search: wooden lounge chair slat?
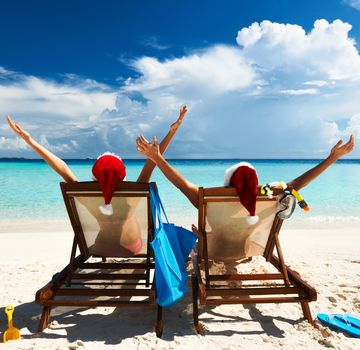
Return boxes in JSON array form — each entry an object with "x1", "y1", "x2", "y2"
[
  {"x1": 204, "y1": 296, "x2": 310, "y2": 305},
  {"x1": 71, "y1": 273, "x2": 147, "y2": 280},
  {"x1": 42, "y1": 300, "x2": 152, "y2": 307},
  {"x1": 70, "y1": 282, "x2": 151, "y2": 286},
  {"x1": 205, "y1": 286, "x2": 300, "y2": 296},
  {"x1": 208, "y1": 273, "x2": 284, "y2": 281},
  {"x1": 204, "y1": 197, "x2": 277, "y2": 203},
  {"x1": 57, "y1": 288, "x2": 152, "y2": 297},
  {"x1": 78, "y1": 262, "x2": 154, "y2": 269},
  {"x1": 67, "y1": 193, "x2": 149, "y2": 198}
]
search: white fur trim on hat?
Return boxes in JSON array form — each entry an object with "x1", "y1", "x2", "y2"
[
  {"x1": 99, "y1": 204, "x2": 113, "y2": 216},
  {"x1": 97, "y1": 152, "x2": 122, "y2": 161},
  {"x1": 224, "y1": 162, "x2": 256, "y2": 186},
  {"x1": 246, "y1": 215, "x2": 259, "y2": 225}
]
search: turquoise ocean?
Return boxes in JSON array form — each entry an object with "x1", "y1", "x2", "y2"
[{"x1": 0, "y1": 159, "x2": 359, "y2": 231}]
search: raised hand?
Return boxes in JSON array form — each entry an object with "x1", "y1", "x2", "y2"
[
  {"x1": 170, "y1": 105, "x2": 188, "y2": 132},
  {"x1": 136, "y1": 135, "x2": 161, "y2": 162},
  {"x1": 329, "y1": 135, "x2": 355, "y2": 160},
  {"x1": 6, "y1": 115, "x2": 31, "y2": 144}
]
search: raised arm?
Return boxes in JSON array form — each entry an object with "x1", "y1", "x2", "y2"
[
  {"x1": 287, "y1": 135, "x2": 355, "y2": 191},
  {"x1": 137, "y1": 106, "x2": 188, "y2": 182},
  {"x1": 6, "y1": 116, "x2": 78, "y2": 183},
  {"x1": 136, "y1": 135, "x2": 200, "y2": 208}
]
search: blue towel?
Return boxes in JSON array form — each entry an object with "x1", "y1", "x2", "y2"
[{"x1": 149, "y1": 186, "x2": 197, "y2": 307}]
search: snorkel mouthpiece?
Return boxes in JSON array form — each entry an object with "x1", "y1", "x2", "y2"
[
  {"x1": 298, "y1": 199, "x2": 310, "y2": 211},
  {"x1": 291, "y1": 189, "x2": 310, "y2": 212}
]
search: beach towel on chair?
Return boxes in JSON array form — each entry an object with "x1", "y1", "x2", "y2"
[{"x1": 149, "y1": 187, "x2": 197, "y2": 307}]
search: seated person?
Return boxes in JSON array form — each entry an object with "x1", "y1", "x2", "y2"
[{"x1": 6, "y1": 106, "x2": 188, "y2": 255}]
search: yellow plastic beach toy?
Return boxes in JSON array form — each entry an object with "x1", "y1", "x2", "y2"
[{"x1": 3, "y1": 305, "x2": 21, "y2": 342}]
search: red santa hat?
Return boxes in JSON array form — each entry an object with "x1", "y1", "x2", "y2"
[
  {"x1": 224, "y1": 162, "x2": 259, "y2": 225},
  {"x1": 92, "y1": 152, "x2": 126, "y2": 215}
]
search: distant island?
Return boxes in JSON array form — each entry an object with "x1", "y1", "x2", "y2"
[{"x1": 0, "y1": 157, "x2": 27, "y2": 160}]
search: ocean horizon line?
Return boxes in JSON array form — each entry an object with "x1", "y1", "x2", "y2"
[{"x1": 1, "y1": 157, "x2": 359, "y2": 162}]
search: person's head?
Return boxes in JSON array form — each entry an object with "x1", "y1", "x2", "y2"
[
  {"x1": 92, "y1": 152, "x2": 126, "y2": 215},
  {"x1": 224, "y1": 162, "x2": 259, "y2": 225}
]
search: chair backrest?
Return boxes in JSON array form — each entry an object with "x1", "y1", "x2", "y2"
[
  {"x1": 198, "y1": 187, "x2": 283, "y2": 262},
  {"x1": 61, "y1": 181, "x2": 155, "y2": 258}
]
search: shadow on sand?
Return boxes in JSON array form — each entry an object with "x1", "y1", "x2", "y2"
[{"x1": 2, "y1": 293, "x2": 305, "y2": 344}]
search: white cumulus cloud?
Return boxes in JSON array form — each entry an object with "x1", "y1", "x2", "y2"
[
  {"x1": 345, "y1": 114, "x2": 360, "y2": 138},
  {"x1": 236, "y1": 19, "x2": 360, "y2": 81},
  {"x1": 125, "y1": 45, "x2": 255, "y2": 98},
  {"x1": 0, "y1": 136, "x2": 27, "y2": 151},
  {"x1": 0, "y1": 70, "x2": 116, "y2": 118}
]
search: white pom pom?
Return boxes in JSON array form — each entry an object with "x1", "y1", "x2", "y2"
[
  {"x1": 246, "y1": 215, "x2": 259, "y2": 225},
  {"x1": 99, "y1": 204, "x2": 113, "y2": 216}
]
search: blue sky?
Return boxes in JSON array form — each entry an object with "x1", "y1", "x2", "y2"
[{"x1": 1, "y1": 0, "x2": 360, "y2": 158}]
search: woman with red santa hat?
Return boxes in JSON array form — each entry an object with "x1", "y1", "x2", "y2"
[{"x1": 6, "y1": 106, "x2": 188, "y2": 255}]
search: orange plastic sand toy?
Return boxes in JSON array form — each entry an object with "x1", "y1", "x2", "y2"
[{"x1": 3, "y1": 305, "x2": 21, "y2": 342}]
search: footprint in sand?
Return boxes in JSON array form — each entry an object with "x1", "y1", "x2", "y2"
[
  {"x1": 336, "y1": 293, "x2": 347, "y2": 300},
  {"x1": 328, "y1": 296, "x2": 337, "y2": 303},
  {"x1": 349, "y1": 260, "x2": 360, "y2": 264}
]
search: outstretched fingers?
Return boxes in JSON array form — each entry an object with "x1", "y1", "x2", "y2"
[
  {"x1": 340, "y1": 134, "x2": 355, "y2": 152},
  {"x1": 6, "y1": 115, "x2": 22, "y2": 135},
  {"x1": 345, "y1": 134, "x2": 355, "y2": 150},
  {"x1": 331, "y1": 134, "x2": 355, "y2": 159},
  {"x1": 136, "y1": 137, "x2": 146, "y2": 153},
  {"x1": 136, "y1": 134, "x2": 160, "y2": 162},
  {"x1": 138, "y1": 135, "x2": 150, "y2": 144},
  {"x1": 333, "y1": 139, "x2": 343, "y2": 148},
  {"x1": 179, "y1": 105, "x2": 188, "y2": 119},
  {"x1": 170, "y1": 105, "x2": 188, "y2": 132}
]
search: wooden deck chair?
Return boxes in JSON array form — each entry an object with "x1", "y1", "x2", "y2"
[
  {"x1": 35, "y1": 181, "x2": 164, "y2": 337},
  {"x1": 191, "y1": 187, "x2": 317, "y2": 334}
]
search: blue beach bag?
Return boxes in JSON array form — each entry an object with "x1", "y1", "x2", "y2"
[{"x1": 149, "y1": 187, "x2": 197, "y2": 307}]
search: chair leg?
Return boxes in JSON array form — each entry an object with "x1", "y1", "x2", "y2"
[
  {"x1": 155, "y1": 305, "x2": 163, "y2": 338},
  {"x1": 301, "y1": 302, "x2": 313, "y2": 325},
  {"x1": 192, "y1": 274, "x2": 199, "y2": 327},
  {"x1": 38, "y1": 306, "x2": 51, "y2": 332},
  {"x1": 192, "y1": 274, "x2": 205, "y2": 335}
]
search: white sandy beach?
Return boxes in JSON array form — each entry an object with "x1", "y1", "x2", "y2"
[{"x1": 0, "y1": 224, "x2": 359, "y2": 350}]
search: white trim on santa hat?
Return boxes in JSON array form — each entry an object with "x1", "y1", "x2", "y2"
[
  {"x1": 99, "y1": 204, "x2": 114, "y2": 216},
  {"x1": 246, "y1": 215, "x2": 259, "y2": 225},
  {"x1": 224, "y1": 162, "x2": 256, "y2": 186},
  {"x1": 97, "y1": 151, "x2": 123, "y2": 161}
]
